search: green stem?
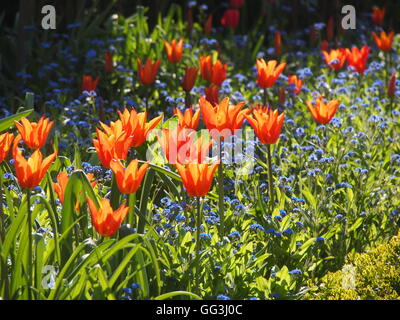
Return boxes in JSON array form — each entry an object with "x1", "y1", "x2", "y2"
[
  {"x1": 266, "y1": 144, "x2": 274, "y2": 207},
  {"x1": 128, "y1": 192, "x2": 136, "y2": 228},
  {"x1": 264, "y1": 88, "x2": 269, "y2": 106},
  {"x1": 195, "y1": 196, "x2": 202, "y2": 294},
  {"x1": 217, "y1": 139, "x2": 225, "y2": 237},
  {"x1": 27, "y1": 188, "x2": 33, "y2": 299}
]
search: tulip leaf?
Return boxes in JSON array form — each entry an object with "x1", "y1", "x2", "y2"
[{"x1": 0, "y1": 108, "x2": 33, "y2": 132}]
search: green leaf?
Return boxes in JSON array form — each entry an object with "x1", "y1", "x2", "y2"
[{"x1": 0, "y1": 109, "x2": 33, "y2": 132}]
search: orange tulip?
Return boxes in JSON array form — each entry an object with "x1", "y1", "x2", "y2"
[
  {"x1": 306, "y1": 97, "x2": 339, "y2": 124},
  {"x1": 93, "y1": 127, "x2": 133, "y2": 169},
  {"x1": 372, "y1": 7, "x2": 385, "y2": 27},
  {"x1": 137, "y1": 58, "x2": 160, "y2": 85},
  {"x1": 54, "y1": 171, "x2": 97, "y2": 204},
  {"x1": 345, "y1": 46, "x2": 370, "y2": 74},
  {"x1": 81, "y1": 75, "x2": 100, "y2": 92},
  {"x1": 158, "y1": 126, "x2": 212, "y2": 164},
  {"x1": 322, "y1": 49, "x2": 347, "y2": 71},
  {"x1": 14, "y1": 116, "x2": 54, "y2": 149},
  {"x1": 274, "y1": 31, "x2": 282, "y2": 56},
  {"x1": 117, "y1": 108, "x2": 163, "y2": 148},
  {"x1": 244, "y1": 106, "x2": 284, "y2": 145},
  {"x1": 0, "y1": 132, "x2": 14, "y2": 163},
  {"x1": 256, "y1": 59, "x2": 286, "y2": 88},
  {"x1": 372, "y1": 31, "x2": 395, "y2": 52},
  {"x1": 199, "y1": 96, "x2": 248, "y2": 134},
  {"x1": 174, "y1": 107, "x2": 200, "y2": 130},
  {"x1": 87, "y1": 198, "x2": 129, "y2": 237},
  {"x1": 204, "y1": 14, "x2": 212, "y2": 35},
  {"x1": 182, "y1": 67, "x2": 198, "y2": 92},
  {"x1": 164, "y1": 39, "x2": 184, "y2": 64},
  {"x1": 199, "y1": 56, "x2": 227, "y2": 86},
  {"x1": 13, "y1": 146, "x2": 57, "y2": 190},
  {"x1": 388, "y1": 72, "x2": 396, "y2": 98},
  {"x1": 110, "y1": 159, "x2": 149, "y2": 194},
  {"x1": 175, "y1": 163, "x2": 219, "y2": 197},
  {"x1": 287, "y1": 75, "x2": 302, "y2": 95},
  {"x1": 205, "y1": 85, "x2": 219, "y2": 105},
  {"x1": 104, "y1": 52, "x2": 113, "y2": 74}
]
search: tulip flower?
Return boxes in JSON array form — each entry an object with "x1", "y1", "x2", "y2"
[
  {"x1": 137, "y1": 58, "x2": 160, "y2": 85},
  {"x1": 306, "y1": 97, "x2": 339, "y2": 124},
  {"x1": 199, "y1": 56, "x2": 227, "y2": 86},
  {"x1": 13, "y1": 146, "x2": 57, "y2": 190},
  {"x1": 288, "y1": 75, "x2": 302, "y2": 96},
  {"x1": 182, "y1": 67, "x2": 198, "y2": 92},
  {"x1": 174, "y1": 107, "x2": 200, "y2": 130},
  {"x1": 221, "y1": 9, "x2": 240, "y2": 29},
  {"x1": 372, "y1": 7, "x2": 385, "y2": 27},
  {"x1": 205, "y1": 85, "x2": 219, "y2": 105},
  {"x1": 388, "y1": 72, "x2": 396, "y2": 98},
  {"x1": 104, "y1": 52, "x2": 113, "y2": 74},
  {"x1": 164, "y1": 39, "x2": 184, "y2": 64},
  {"x1": 274, "y1": 31, "x2": 282, "y2": 56},
  {"x1": 54, "y1": 171, "x2": 97, "y2": 204},
  {"x1": 256, "y1": 59, "x2": 286, "y2": 89},
  {"x1": 14, "y1": 116, "x2": 54, "y2": 149},
  {"x1": 345, "y1": 46, "x2": 370, "y2": 74},
  {"x1": 87, "y1": 198, "x2": 129, "y2": 237},
  {"x1": 110, "y1": 159, "x2": 149, "y2": 195},
  {"x1": 81, "y1": 75, "x2": 100, "y2": 92},
  {"x1": 199, "y1": 96, "x2": 248, "y2": 134},
  {"x1": 204, "y1": 14, "x2": 212, "y2": 35},
  {"x1": 322, "y1": 49, "x2": 347, "y2": 71},
  {"x1": 372, "y1": 31, "x2": 395, "y2": 52},
  {"x1": 245, "y1": 106, "x2": 284, "y2": 145},
  {"x1": 0, "y1": 132, "x2": 14, "y2": 163},
  {"x1": 158, "y1": 126, "x2": 212, "y2": 164},
  {"x1": 117, "y1": 108, "x2": 163, "y2": 148},
  {"x1": 176, "y1": 163, "x2": 219, "y2": 197},
  {"x1": 230, "y1": 0, "x2": 245, "y2": 8},
  {"x1": 93, "y1": 128, "x2": 133, "y2": 169}
]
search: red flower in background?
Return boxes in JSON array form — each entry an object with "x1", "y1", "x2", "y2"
[
  {"x1": 230, "y1": 0, "x2": 245, "y2": 9},
  {"x1": 320, "y1": 40, "x2": 329, "y2": 52},
  {"x1": 204, "y1": 14, "x2": 212, "y2": 35},
  {"x1": 164, "y1": 39, "x2": 184, "y2": 64},
  {"x1": 345, "y1": 45, "x2": 370, "y2": 74},
  {"x1": 388, "y1": 72, "x2": 396, "y2": 98},
  {"x1": 104, "y1": 52, "x2": 113, "y2": 74},
  {"x1": 275, "y1": 31, "x2": 282, "y2": 56},
  {"x1": 221, "y1": 9, "x2": 240, "y2": 29},
  {"x1": 205, "y1": 85, "x2": 219, "y2": 105},
  {"x1": 326, "y1": 16, "x2": 334, "y2": 41},
  {"x1": 372, "y1": 7, "x2": 385, "y2": 27},
  {"x1": 81, "y1": 75, "x2": 99, "y2": 92}
]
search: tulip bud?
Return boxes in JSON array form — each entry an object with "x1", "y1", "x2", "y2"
[{"x1": 388, "y1": 72, "x2": 396, "y2": 98}]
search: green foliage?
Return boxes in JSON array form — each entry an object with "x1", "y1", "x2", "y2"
[{"x1": 306, "y1": 231, "x2": 400, "y2": 300}]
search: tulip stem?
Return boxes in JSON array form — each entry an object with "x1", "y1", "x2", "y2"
[
  {"x1": 217, "y1": 139, "x2": 225, "y2": 237},
  {"x1": 185, "y1": 91, "x2": 192, "y2": 109},
  {"x1": 266, "y1": 144, "x2": 274, "y2": 207},
  {"x1": 128, "y1": 192, "x2": 136, "y2": 228},
  {"x1": 264, "y1": 88, "x2": 269, "y2": 106},
  {"x1": 27, "y1": 188, "x2": 33, "y2": 299},
  {"x1": 0, "y1": 165, "x2": 4, "y2": 243},
  {"x1": 195, "y1": 196, "x2": 202, "y2": 294}
]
